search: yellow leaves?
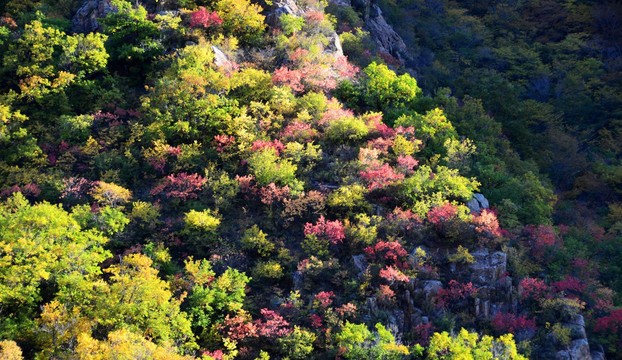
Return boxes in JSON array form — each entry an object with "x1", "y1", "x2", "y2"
[
  {"x1": 90, "y1": 181, "x2": 132, "y2": 207},
  {"x1": 0, "y1": 340, "x2": 23, "y2": 360},
  {"x1": 448, "y1": 245, "x2": 476, "y2": 264},
  {"x1": 185, "y1": 257, "x2": 215, "y2": 286},
  {"x1": 76, "y1": 329, "x2": 194, "y2": 360},
  {"x1": 184, "y1": 209, "x2": 221, "y2": 231}
]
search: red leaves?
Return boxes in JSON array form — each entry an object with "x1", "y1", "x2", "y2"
[
  {"x1": 280, "y1": 121, "x2": 317, "y2": 142},
  {"x1": 309, "y1": 313, "x2": 323, "y2": 328},
  {"x1": 595, "y1": 309, "x2": 622, "y2": 334},
  {"x1": 255, "y1": 309, "x2": 291, "y2": 337},
  {"x1": 304, "y1": 215, "x2": 345, "y2": 244},
  {"x1": 491, "y1": 312, "x2": 536, "y2": 334},
  {"x1": 251, "y1": 139, "x2": 285, "y2": 156},
  {"x1": 427, "y1": 203, "x2": 458, "y2": 226},
  {"x1": 365, "y1": 241, "x2": 409, "y2": 269},
  {"x1": 273, "y1": 67, "x2": 304, "y2": 92},
  {"x1": 550, "y1": 275, "x2": 586, "y2": 295},
  {"x1": 213, "y1": 134, "x2": 235, "y2": 152},
  {"x1": 314, "y1": 291, "x2": 335, "y2": 308},
  {"x1": 472, "y1": 209, "x2": 502, "y2": 237},
  {"x1": 379, "y1": 266, "x2": 409, "y2": 283},
  {"x1": 360, "y1": 163, "x2": 404, "y2": 191},
  {"x1": 190, "y1": 7, "x2": 223, "y2": 28},
  {"x1": 272, "y1": 56, "x2": 357, "y2": 93},
  {"x1": 258, "y1": 183, "x2": 290, "y2": 205},
  {"x1": 522, "y1": 224, "x2": 560, "y2": 260},
  {"x1": 396, "y1": 155, "x2": 419, "y2": 174},
  {"x1": 518, "y1": 277, "x2": 548, "y2": 303},
  {"x1": 150, "y1": 173, "x2": 206, "y2": 200},
  {"x1": 435, "y1": 280, "x2": 477, "y2": 309}
]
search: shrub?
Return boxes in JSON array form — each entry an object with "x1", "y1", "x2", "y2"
[
  {"x1": 247, "y1": 148, "x2": 303, "y2": 194},
  {"x1": 304, "y1": 215, "x2": 346, "y2": 244},
  {"x1": 491, "y1": 312, "x2": 536, "y2": 335},
  {"x1": 326, "y1": 116, "x2": 369, "y2": 144},
  {"x1": 241, "y1": 225, "x2": 274, "y2": 257},
  {"x1": 150, "y1": 173, "x2": 206, "y2": 200}
]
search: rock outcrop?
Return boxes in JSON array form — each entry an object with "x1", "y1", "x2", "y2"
[
  {"x1": 72, "y1": 0, "x2": 114, "y2": 33},
  {"x1": 265, "y1": 0, "x2": 301, "y2": 27},
  {"x1": 555, "y1": 339, "x2": 592, "y2": 360},
  {"x1": 364, "y1": 4, "x2": 411, "y2": 64},
  {"x1": 467, "y1": 193, "x2": 490, "y2": 213},
  {"x1": 555, "y1": 315, "x2": 594, "y2": 360},
  {"x1": 468, "y1": 249, "x2": 507, "y2": 286}
]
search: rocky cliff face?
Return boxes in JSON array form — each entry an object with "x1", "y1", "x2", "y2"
[
  {"x1": 330, "y1": 0, "x2": 412, "y2": 65},
  {"x1": 71, "y1": 0, "x2": 114, "y2": 33}
]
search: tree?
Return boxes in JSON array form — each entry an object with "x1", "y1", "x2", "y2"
[
  {"x1": 95, "y1": 254, "x2": 196, "y2": 351},
  {"x1": 101, "y1": 0, "x2": 163, "y2": 71},
  {"x1": 3, "y1": 21, "x2": 107, "y2": 101},
  {"x1": 214, "y1": 0, "x2": 266, "y2": 43},
  {"x1": 427, "y1": 328, "x2": 526, "y2": 360},
  {"x1": 76, "y1": 329, "x2": 194, "y2": 360},
  {"x1": 0, "y1": 193, "x2": 110, "y2": 339},
  {"x1": 185, "y1": 258, "x2": 250, "y2": 337},
  {"x1": 90, "y1": 181, "x2": 132, "y2": 207},
  {"x1": 247, "y1": 148, "x2": 303, "y2": 195},
  {"x1": 335, "y1": 322, "x2": 414, "y2": 359}
]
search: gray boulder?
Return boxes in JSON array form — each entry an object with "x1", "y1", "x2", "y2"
[
  {"x1": 467, "y1": 193, "x2": 490, "y2": 213},
  {"x1": 555, "y1": 339, "x2": 592, "y2": 360},
  {"x1": 468, "y1": 249, "x2": 507, "y2": 286},
  {"x1": 72, "y1": 0, "x2": 115, "y2": 33}
]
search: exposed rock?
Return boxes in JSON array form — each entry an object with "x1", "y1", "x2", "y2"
[
  {"x1": 565, "y1": 315, "x2": 587, "y2": 339},
  {"x1": 555, "y1": 339, "x2": 592, "y2": 360},
  {"x1": 292, "y1": 271, "x2": 303, "y2": 290},
  {"x1": 474, "y1": 193, "x2": 489, "y2": 209},
  {"x1": 352, "y1": 254, "x2": 367, "y2": 275},
  {"x1": 364, "y1": 5, "x2": 411, "y2": 64},
  {"x1": 72, "y1": 0, "x2": 115, "y2": 33},
  {"x1": 211, "y1": 46, "x2": 230, "y2": 68},
  {"x1": 467, "y1": 198, "x2": 481, "y2": 212},
  {"x1": 329, "y1": 0, "x2": 351, "y2": 6},
  {"x1": 468, "y1": 249, "x2": 507, "y2": 287},
  {"x1": 420, "y1": 280, "x2": 442, "y2": 302},
  {"x1": 265, "y1": 0, "x2": 301, "y2": 27},
  {"x1": 467, "y1": 193, "x2": 490, "y2": 213},
  {"x1": 366, "y1": 296, "x2": 378, "y2": 315},
  {"x1": 591, "y1": 351, "x2": 606, "y2": 360},
  {"x1": 388, "y1": 310, "x2": 405, "y2": 342},
  {"x1": 326, "y1": 33, "x2": 344, "y2": 58}
]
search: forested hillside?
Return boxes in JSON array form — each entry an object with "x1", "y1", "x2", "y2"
[{"x1": 0, "y1": 0, "x2": 620, "y2": 358}]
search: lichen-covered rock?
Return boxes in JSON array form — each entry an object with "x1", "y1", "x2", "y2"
[{"x1": 72, "y1": 0, "x2": 115, "y2": 33}]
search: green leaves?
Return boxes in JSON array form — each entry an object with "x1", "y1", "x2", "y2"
[{"x1": 0, "y1": 193, "x2": 110, "y2": 337}]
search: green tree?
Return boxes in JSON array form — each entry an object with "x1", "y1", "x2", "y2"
[
  {"x1": 427, "y1": 328, "x2": 526, "y2": 360},
  {"x1": 0, "y1": 193, "x2": 110, "y2": 339},
  {"x1": 95, "y1": 254, "x2": 196, "y2": 351}
]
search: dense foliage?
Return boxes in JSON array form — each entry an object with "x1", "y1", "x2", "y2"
[{"x1": 0, "y1": 0, "x2": 621, "y2": 358}]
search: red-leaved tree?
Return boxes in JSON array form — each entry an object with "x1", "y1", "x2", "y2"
[
  {"x1": 150, "y1": 173, "x2": 206, "y2": 200},
  {"x1": 304, "y1": 215, "x2": 345, "y2": 244},
  {"x1": 190, "y1": 7, "x2": 223, "y2": 28}
]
